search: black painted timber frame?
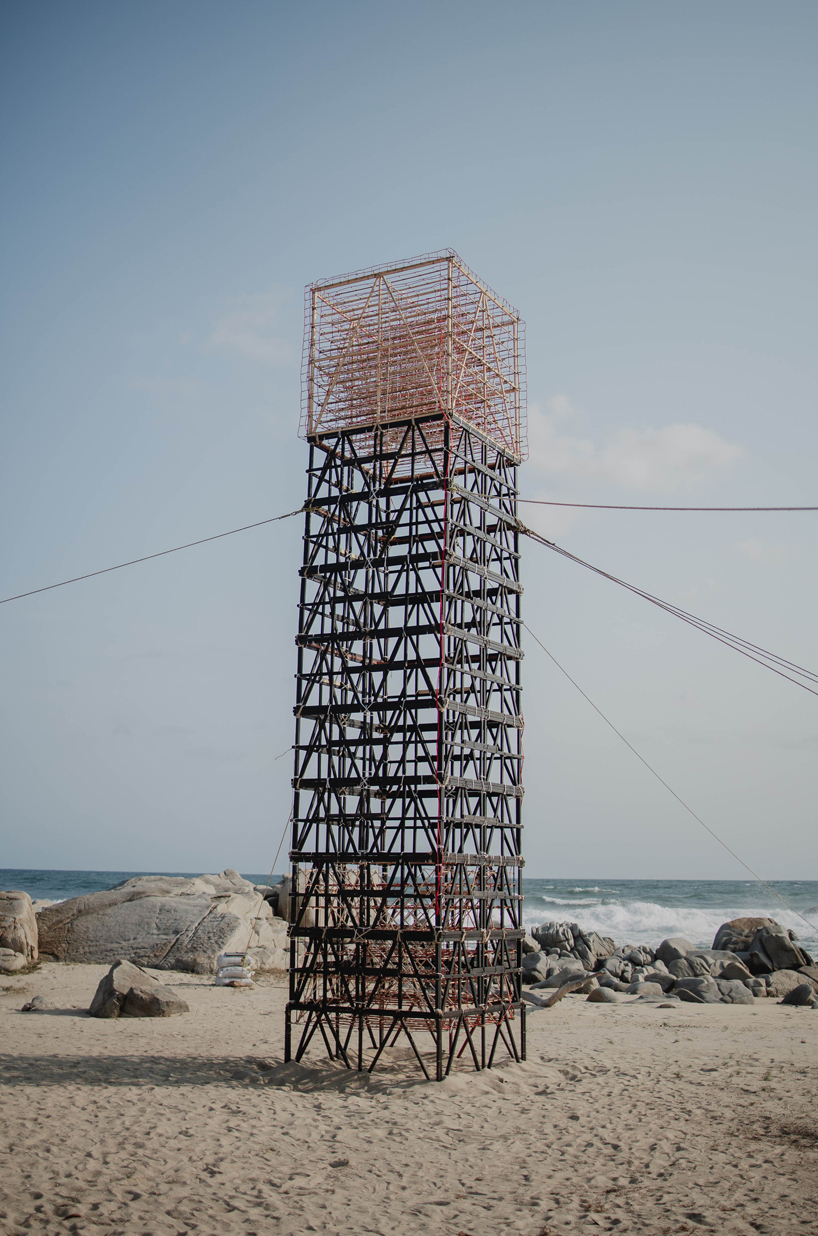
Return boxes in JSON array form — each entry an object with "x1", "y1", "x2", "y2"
[{"x1": 285, "y1": 410, "x2": 525, "y2": 1079}]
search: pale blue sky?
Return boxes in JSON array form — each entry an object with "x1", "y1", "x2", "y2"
[{"x1": 1, "y1": 1, "x2": 816, "y2": 877}]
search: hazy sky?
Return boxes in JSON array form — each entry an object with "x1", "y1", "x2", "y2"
[{"x1": 1, "y1": 1, "x2": 816, "y2": 878}]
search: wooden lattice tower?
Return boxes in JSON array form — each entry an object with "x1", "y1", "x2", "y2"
[{"x1": 285, "y1": 251, "x2": 527, "y2": 1079}]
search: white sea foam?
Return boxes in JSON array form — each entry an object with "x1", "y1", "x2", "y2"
[
  {"x1": 537, "y1": 896, "x2": 602, "y2": 908},
  {"x1": 523, "y1": 898, "x2": 818, "y2": 951}
]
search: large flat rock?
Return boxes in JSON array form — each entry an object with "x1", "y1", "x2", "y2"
[{"x1": 37, "y1": 869, "x2": 288, "y2": 973}]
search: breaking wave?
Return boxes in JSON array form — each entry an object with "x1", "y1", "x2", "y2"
[{"x1": 521, "y1": 880, "x2": 818, "y2": 951}]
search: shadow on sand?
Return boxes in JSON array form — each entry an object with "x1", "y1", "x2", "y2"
[
  {"x1": 0, "y1": 1046, "x2": 532, "y2": 1093},
  {"x1": 0, "y1": 1048, "x2": 456, "y2": 1092}
]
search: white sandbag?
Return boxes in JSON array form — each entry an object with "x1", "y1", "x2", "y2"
[
  {"x1": 217, "y1": 965, "x2": 255, "y2": 981},
  {"x1": 217, "y1": 952, "x2": 256, "y2": 970},
  {"x1": 214, "y1": 975, "x2": 255, "y2": 987}
]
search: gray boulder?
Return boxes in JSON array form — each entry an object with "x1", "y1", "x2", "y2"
[
  {"x1": 0, "y1": 891, "x2": 38, "y2": 963},
  {"x1": 521, "y1": 933, "x2": 541, "y2": 955},
  {"x1": 631, "y1": 964, "x2": 675, "y2": 990},
  {"x1": 766, "y1": 969, "x2": 807, "y2": 999},
  {"x1": 521, "y1": 951, "x2": 550, "y2": 984},
  {"x1": 122, "y1": 985, "x2": 189, "y2": 1017},
  {"x1": 780, "y1": 984, "x2": 816, "y2": 1007},
  {"x1": 641, "y1": 970, "x2": 677, "y2": 992},
  {"x1": 627, "y1": 981, "x2": 664, "y2": 998},
  {"x1": 745, "y1": 977, "x2": 767, "y2": 997},
  {"x1": 21, "y1": 995, "x2": 56, "y2": 1012},
  {"x1": 37, "y1": 870, "x2": 288, "y2": 974},
  {"x1": 552, "y1": 956, "x2": 585, "y2": 974},
  {"x1": 675, "y1": 976, "x2": 721, "y2": 1004},
  {"x1": 685, "y1": 949, "x2": 742, "y2": 977},
  {"x1": 669, "y1": 955, "x2": 712, "y2": 979},
  {"x1": 752, "y1": 926, "x2": 811, "y2": 972},
  {"x1": 676, "y1": 988, "x2": 706, "y2": 1003},
  {"x1": 90, "y1": 958, "x2": 156, "y2": 1016},
  {"x1": 716, "y1": 978, "x2": 755, "y2": 1005},
  {"x1": 799, "y1": 965, "x2": 818, "y2": 992},
  {"x1": 522, "y1": 949, "x2": 548, "y2": 971},
  {"x1": 532, "y1": 962, "x2": 588, "y2": 989},
  {"x1": 266, "y1": 875, "x2": 316, "y2": 926},
  {"x1": 587, "y1": 987, "x2": 626, "y2": 1003},
  {"x1": 713, "y1": 917, "x2": 776, "y2": 952},
  {"x1": 526, "y1": 959, "x2": 551, "y2": 988},
  {"x1": 89, "y1": 959, "x2": 189, "y2": 1018},
  {"x1": 257, "y1": 878, "x2": 283, "y2": 916},
  {"x1": 573, "y1": 931, "x2": 615, "y2": 965},
  {"x1": 522, "y1": 968, "x2": 550, "y2": 986},
  {"x1": 532, "y1": 921, "x2": 576, "y2": 951},
  {"x1": 747, "y1": 933, "x2": 775, "y2": 974},
  {"x1": 598, "y1": 974, "x2": 631, "y2": 992},
  {"x1": 655, "y1": 937, "x2": 695, "y2": 965},
  {"x1": 719, "y1": 958, "x2": 752, "y2": 981}
]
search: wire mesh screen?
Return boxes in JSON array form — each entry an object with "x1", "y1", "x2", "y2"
[{"x1": 301, "y1": 250, "x2": 527, "y2": 461}]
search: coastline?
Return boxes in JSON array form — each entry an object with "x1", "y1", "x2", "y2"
[{"x1": 5, "y1": 870, "x2": 817, "y2": 953}]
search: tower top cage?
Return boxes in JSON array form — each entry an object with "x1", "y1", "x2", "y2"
[{"x1": 300, "y1": 249, "x2": 527, "y2": 463}]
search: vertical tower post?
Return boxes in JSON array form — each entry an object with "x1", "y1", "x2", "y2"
[{"x1": 285, "y1": 251, "x2": 527, "y2": 1078}]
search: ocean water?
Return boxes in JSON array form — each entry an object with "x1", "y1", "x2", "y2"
[
  {"x1": 522, "y1": 878, "x2": 818, "y2": 953},
  {"x1": 2, "y1": 870, "x2": 817, "y2": 954}
]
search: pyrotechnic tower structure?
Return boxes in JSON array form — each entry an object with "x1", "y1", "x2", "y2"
[{"x1": 285, "y1": 250, "x2": 527, "y2": 1080}]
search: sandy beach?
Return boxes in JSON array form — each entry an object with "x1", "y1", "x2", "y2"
[{"x1": 2, "y1": 963, "x2": 816, "y2": 1236}]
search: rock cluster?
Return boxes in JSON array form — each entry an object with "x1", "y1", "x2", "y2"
[
  {"x1": 523, "y1": 918, "x2": 818, "y2": 1007},
  {"x1": 35, "y1": 870, "x2": 289, "y2": 974}
]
